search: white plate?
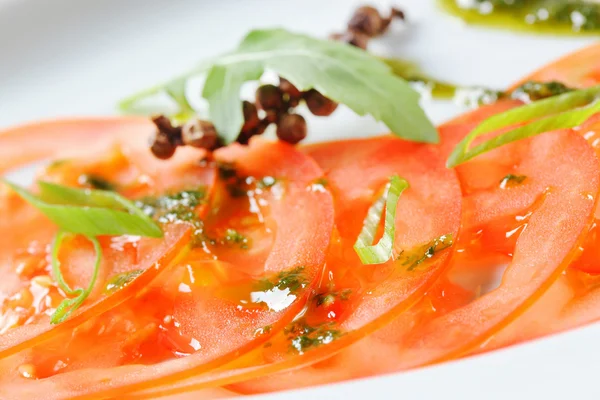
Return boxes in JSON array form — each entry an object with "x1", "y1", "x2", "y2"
[{"x1": 0, "y1": 0, "x2": 598, "y2": 399}]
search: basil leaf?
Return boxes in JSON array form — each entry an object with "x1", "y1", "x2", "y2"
[
  {"x1": 4, "y1": 180, "x2": 163, "y2": 238},
  {"x1": 354, "y1": 175, "x2": 409, "y2": 265},
  {"x1": 447, "y1": 86, "x2": 600, "y2": 168},
  {"x1": 120, "y1": 28, "x2": 438, "y2": 145}
]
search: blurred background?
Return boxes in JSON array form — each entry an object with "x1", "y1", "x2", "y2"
[{"x1": 0, "y1": 0, "x2": 595, "y2": 133}]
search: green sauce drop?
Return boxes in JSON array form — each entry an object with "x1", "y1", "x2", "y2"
[{"x1": 439, "y1": 0, "x2": 600, "y2": 35}]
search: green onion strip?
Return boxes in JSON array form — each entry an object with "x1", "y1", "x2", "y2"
[
  {"x1": 354, "y1": 175, "x2": 409, "y2": 265},
  {"x1": 50, "y1": 232, "x2": 103, "y2": 324},
  {"x1": 447, "y1": 85, "x2": 600, "y2": 168}
]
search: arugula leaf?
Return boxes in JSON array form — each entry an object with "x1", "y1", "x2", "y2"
[
  {"x1": 354, "y1": 175, "x2": 409, "y2": 264},
  {"x1": 120, "y1": 28, "x2": 438, "y2": 145},
  {"x1": 447, "y1": 85, "x2": 600, "y2": 168},
  {"x1": 119, "y1": 75, "x2": 196, "y2": 121},
  {"x1": 202, "y1": 64, "x2": 263, "y2": 143},
  {"x1": 4, "y1": 181, "x2": 163, "y2": 238}
]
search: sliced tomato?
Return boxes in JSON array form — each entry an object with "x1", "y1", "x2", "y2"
[
  {"x1": 1, "y1": 138, "x2": 334, "y2": 399},
  {"x1": 509, "y1": 43, "x2": 600, "y2": 90},
  {"x1": 0, "y1": 117, "x2": 219, "y2": 361},
  {"x1": 220, "y1": 111, "x2": 597, "y2": 393},
  {"x1": 475, "y1": 266, "x2": 600, "y2": 354},
  {"x1": 510, "y1": 44, "x2": 600, "y2": 273},
  {"x1": 331, "y1": 128, "x2": 599, "y2": 375},
  {"x1": 0, "y1": 223, "x2": 192, "y2": 359},
  {"x1": 223, "y1": 279, "x2": 474, "y2": 393},
  {"x1": 122, "y1": 136, "x2": 462, "y2": 397},
  {"x1": 0, "y1": 117, "x2": 152, "y2": 174}
]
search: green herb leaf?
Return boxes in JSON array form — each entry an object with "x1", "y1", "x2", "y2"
[
  {"x1": 4, "y1": 181, "x2": 163, "y2": 238},
  {"x1": 447, "y1": 86, "x2": 600, "y2": 168},
  {"x1": 354, "y1": 175, "x2": 409, "y2": 265},
  {"x1": 50, "y1": 232, "x2": 102, "y2": 324},
  {"x1": 202, "y1": 64, "x2": 263, "y2": 143},
  {"x1": 119, "y1": 75, "x2": 196, "y2": 121},
  {"x1": 121, "y1": 28, "x2": 438, "y2": 145},
  {"x1": 206, "y1": 29, "x2": 436, "y2": 143}
]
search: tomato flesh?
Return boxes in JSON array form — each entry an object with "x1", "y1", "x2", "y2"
[{"x1": 0, "y1": 138, "x2": 334, "y2": 399}]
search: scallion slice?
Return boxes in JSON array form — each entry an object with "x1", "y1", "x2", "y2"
[
  {"x1": 354, "y1": 175, "x2": 409, "y2": 265},
  {"x1": 4, "y1": 180, "x2": 163, "y2": 238},
  {"x1": 447, "y1": 85, "x2": 600, "y2": 168},
  {"x1": 50, "y1": 232, "x2": 102, "y2": 324}
]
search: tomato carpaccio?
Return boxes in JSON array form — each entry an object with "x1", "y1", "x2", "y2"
[{"x1": 2, "y1": 44, "x2": 600, "y2": 400}]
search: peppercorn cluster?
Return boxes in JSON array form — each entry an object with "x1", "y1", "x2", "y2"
[
  {"x1": 150, "y1": 78, "x2": 338, "y2": 159},
  {"x1": 149, "y1": 4, "x2": 406, "y2": 160}
]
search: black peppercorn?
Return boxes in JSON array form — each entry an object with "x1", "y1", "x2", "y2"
[
  {"x1": 181, "y1": 119, "x2": 218, "y2": 150},
  {"x1": 242, "y1": 101, "x2": 260, "y2": 133},
  {"x1": 264, "y1": 109, "x2": 280, "y2": 124},
  {"x1": 237, "y1": 118, "x2": 270, "y2": 145},
  {"x1": 347, "y1": 5, "x2": 405, "y2": 38},
  {"x1": 279, "y1": 78, "x2": 303, "y2": 101},
  {"x1": 348, "y1": 6, "x2": 385, "y2": 37},
  {"x1": 276, "y1": 113, "x2": 307, "y2": 144},
  {"x1": 150, "y1": 131, "x2": 177, "y2": 160},
  {"x1": 303, "y1": 89, "x2": 338, "y2": 117},
  {"x1": 256, "y1": 84, "x2": 285, "y2": 113},
  {"x1": 151, "y1": 115, "x2": 182, "y2": 145},
  {"x1": 391, "y1": 7, "x2": 405, "y2": 20}
]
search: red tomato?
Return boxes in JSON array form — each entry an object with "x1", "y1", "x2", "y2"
[
  {"x1": 0, "y1": 118, "x2": 215, "y2": 362},
  {"x1": 128, "y1": 136, "x2": 463, "y2": 397},
  {"x1": 513, "y1": 43, "x2": 600, "y2": 273},
  {"x1": 510, "y1": 43, "x2": 600, "y2": 90},
  {"x1": 0, "y1": 138, "x2": 335, "y2": 399}
]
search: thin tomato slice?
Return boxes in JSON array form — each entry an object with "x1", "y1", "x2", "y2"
[
  {"x1": 126, "y1": 136, "x2": 462, "y2": 398},
  {"x1": 221, "y1": 112, "x2": 597, "y2": 394},
  {"x1": 0, "y1": 118, "x2": 217, "y2": 360},
  {"x1": 1, "y1": 138, "x2": 334, "y2": 399},
  {"x1": 510, "y1": 44, "x2": 600, "y2": 273},
  {"x1": 0, "y1": 224, "x2": 192, "y2": 360},
  {"x1": 223, "y1": 279, "x2": 474, "y2": 393},
  {"x1": 476, "y1": 267, "x2": 600, "y2": 353},
  {"x1": 509, "y1": 43, "x2": 600, "y2": 90},
  {"x1": 0, "y1": 117, "x2": 182, "y2": 175},
  {"x1": 325, "y1": 125, "x2": 599, "y2": 378}
]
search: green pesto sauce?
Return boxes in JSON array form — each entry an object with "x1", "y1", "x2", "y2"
[
  {"x1": 439, "y1": 0, "x2": 600, "y2": 35},
  {"x1": 383, "y1": 57, "x2": 504, "y2": 107},
  {"x1": 314, "y1": 289, "x2": 352, "y2": 307},
  {"x1": 397, "y1": 234, "x2": 454, "y2": 271},
  {"x1": 256, "y1": 266, "x2": 308, "y2": 295},
  {"x1": 135, "y1": 189, "x2": 206, "y2": 243},
  {"x1": 78, "y1": 174, "x2": 117, "y2": 191},
  {"x1": 104, "y1": 269, "x2": 144, "y2": 293},
  {"x1": 510, "y1": 81, "x2": 573, "y2": 102},
  {"x1": 500, "y1": 174, "x2": 528, "y2": 188},
  {"x1": 217, "y1": 161, "x2": 279, "y2": 198},
  {"x1": 284, "y1": 319, "x2": 344, "y2": 354},
  {"x1": 385, "y1": 56, "x2": 576, "y2": 106}
]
